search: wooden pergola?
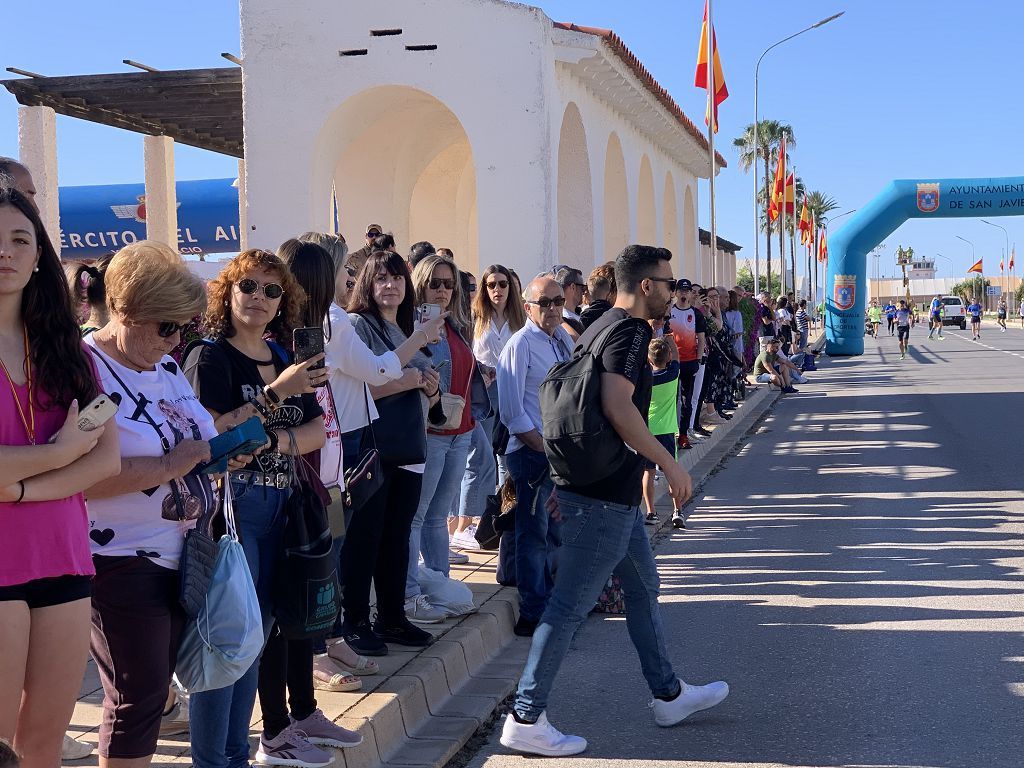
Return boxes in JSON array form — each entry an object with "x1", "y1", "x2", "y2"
[{"x1": 2, "y1": 66, "x2": 243, "y2": 158}]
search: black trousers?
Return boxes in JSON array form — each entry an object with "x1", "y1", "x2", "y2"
[
  {"x1": 340, "y1": 463, "x2": 422, "y2": 626},
  {"x1": 677, "y1": 359, "x2": 700, "y2": 434},
  {"x1": 258, "y1": 632, "x2": 316, "y2": 738}
]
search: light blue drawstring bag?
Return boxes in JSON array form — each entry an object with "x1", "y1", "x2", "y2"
[{"x1": 175, "y1": 477, "x2": 263, "y2": 693}]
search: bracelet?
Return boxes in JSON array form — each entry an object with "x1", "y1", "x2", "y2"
[
  {"x1": 15, "y1": 480, "x2": 25, "y2": 504},
  {"x1": 264, "y1": 385, "x2": 282, "y2": 407},
  {"x1": 266, "y1": 430, "x2": 280, "y2": 453},
  {"x1": 424, "y1": 387, "x2": 439, "y2": 398},
  {"x1": 416, "y1": 328, "x2": 429, "y2": 345}
]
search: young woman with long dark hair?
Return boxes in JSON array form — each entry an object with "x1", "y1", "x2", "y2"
[{"x1": 0, "y1": 188, "x2": 120, "y2": 768}]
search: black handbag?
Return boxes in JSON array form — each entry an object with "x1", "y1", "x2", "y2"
[
  {"x1": 273, "y1": 430, "x2": 341, "y2": 639},
  {"x1": 342, "y1": 388, "x2": 384, "y2": 509},
  {"x1": 474, "y1": 493, "x2": 502, "y2": 551},
  {"x1": 179, "y1": 516, "x2": 219, "y2": 618},
  {"x1": 357, "y1": 314, "x2": 428, "y2": 465}
]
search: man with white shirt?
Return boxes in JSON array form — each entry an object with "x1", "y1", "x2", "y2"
[{"x1": 498, "y1": 277, "x2": 574, "y2": 637}]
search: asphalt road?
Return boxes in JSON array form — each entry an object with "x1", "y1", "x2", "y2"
[{"x1": 464, "y1": 321, "x2": 1024, "y2": 768}]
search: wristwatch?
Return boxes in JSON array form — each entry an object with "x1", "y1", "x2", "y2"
[{"x1": 264, "y1": 385, "x2": 282, "y2": 408}]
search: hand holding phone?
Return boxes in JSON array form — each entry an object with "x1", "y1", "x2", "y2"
[
  {"x1": 78, "y1": 394, "x2": 118, "y2": 432},
  {"x1": 197, "y1": 417, "x2": 268, "y2": 474},
  {"x1": 418, "y1": 303, "x2": 442, "y2": 323}
]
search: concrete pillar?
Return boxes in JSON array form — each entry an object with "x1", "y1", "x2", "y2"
[
  {"x1": 17, "y1": 105, "x2": 60, "y2": 252},
  {"x1": 143, "y1": 135, "x2": 178, "y2": 251},
  {"x1": 237, "y1": 158, "x2": 248, "y2": 252}
]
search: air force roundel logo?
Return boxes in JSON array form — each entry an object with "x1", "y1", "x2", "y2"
[
  {"x1": 916, "y1": 183, "x2": 940, "y2": 213},
  {"x1": 833, "y1": 274, "x2": 856, "y2": 311}
]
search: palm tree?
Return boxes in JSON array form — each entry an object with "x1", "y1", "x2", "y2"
[{"x1": 734, "y1": 120, "x2": 796, "y2": 292}]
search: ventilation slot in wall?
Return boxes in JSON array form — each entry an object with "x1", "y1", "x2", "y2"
[
  {"x1": 339, "y1": 49, "x2": 368, "y2": 57},
  {"x1": 370, "y1": 28, "x2": 403, "y2": 37},
  {"x1": 406, "y1": 44, "x2": 438, "y2": 52}
]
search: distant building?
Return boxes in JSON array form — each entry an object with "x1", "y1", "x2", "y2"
[{"x1": 908, "y1": 257, "x2": 937, "y2": 279}]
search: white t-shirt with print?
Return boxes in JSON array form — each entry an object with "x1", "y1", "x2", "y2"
[{"x1": 85, "y1": 337, "x2": 218, "y2": 570}]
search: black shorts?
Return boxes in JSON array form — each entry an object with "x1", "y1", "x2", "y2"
[
  {"x1": 642, "y1": 433, "x2": 678, "y2": 471},
  {"x1": 930, "y1": 313, "x2": 941, "y2": 322},
  {"x1": 971, "y1": 316, "x2": 981, "y2": 324},
  {"x1": 897, "y1": 325, "x2": 910, "y2": 341},
  {"x1": 0, "y1": 574, "x2": 92, "y2": 608}
]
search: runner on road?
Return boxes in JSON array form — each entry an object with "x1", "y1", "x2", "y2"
[
  {"x1": 867, "y1": 300, "x2": 882, "y2": 339},
  {"x1": 884, "y1": 299, "x2": 897, "y2": 336},
  {"x1": 895, "y1": 300, "x2": 912, "y2": 359},
  {"x1": 966, "y1": 296, "x2": 983, "y2": 340},
  {"x1": 996, "y1": 299, "x2": 1007, "y2": 332},
  {"x1": 1019, "y1": 298, "x2": 1024, "y2": 328},
  {"x1": 928, "y1": 295, "x2": 944, "y2": 340}
]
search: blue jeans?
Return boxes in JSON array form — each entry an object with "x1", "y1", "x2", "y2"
[
  {"x1": 455, "y1": 420, "x2": 497, "y2": 520},
  {"x1": 506, "y1": 447, "x2": 560, "y2": 623},
  {"x1": 513, "y1": 489, "x2": 677, "y2": 721},
  {"x1": 406, "y1": 430, "x2": 472, "y2": 597},
  {"x1": 189, "y1": 481, "x2": 287, "y2": 768}
]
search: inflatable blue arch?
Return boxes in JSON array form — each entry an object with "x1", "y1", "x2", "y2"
[{"x1": 825, "y1": 176, "x2": 1024, "y2": 355}]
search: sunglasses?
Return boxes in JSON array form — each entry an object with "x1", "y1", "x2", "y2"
[
  {"x1": 428, "y1": 278, "x2": 456, "y2": 290},
  {"x1": 646, "y1": 277, "x2": 677, "y2": 288},
  {"x1": 366, "y1": 231, "x2": 381, "y2": 238},
  {"x1": 157, "y1": 321, "x2": 187, "y2": 338},
  {"x1": 237, "y1": 278, "x2": 284, "y2": 299},
  {"x1": 486, "y1": 279, "x2": 509, "y2": 290},
  {"x1": 527, "y1": 296, "x2": 567, "y2": 309}
]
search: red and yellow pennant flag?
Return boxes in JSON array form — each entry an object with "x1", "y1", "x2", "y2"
[
  {"x1": 818, "y1": 229, "x2": 828, "y2": 263},
  {"x1": 798, "y1": 200, "x2": 812, "y2": 245},
  {"x1": 1000, "y1": 255, "x2": 1005, "y2": 272},
  {"x1": 1010, "y1": 246, "x2": 1016, "y2": 270},
  {"x1": 967, "y1": 258, "x2": 983, "y2": 274},
  {"x1": 782, "y1": 174, "x2": 796, "y2": 215},
  {"x1": 694, "y1": 0, "x2": 728, "y2": 133},
  {"x1": 768, "y1": 138, "x2": 786, "y2": 222}
]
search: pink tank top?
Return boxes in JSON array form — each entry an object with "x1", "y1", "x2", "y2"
[{"x1": 0, "y1": 377, "x2": 95, "y2": 587}]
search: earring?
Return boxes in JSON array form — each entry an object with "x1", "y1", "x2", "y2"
[
  {"x1": 276, "y1": 310, "x2": 282, "y2": 318},
  {"x1": 33, "y1": 266, "x2": 39, "y2": 273}
]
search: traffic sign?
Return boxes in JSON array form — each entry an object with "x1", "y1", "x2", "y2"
[{"x1": 986, "y1": 286, "x2": 1001, "y2": 296}]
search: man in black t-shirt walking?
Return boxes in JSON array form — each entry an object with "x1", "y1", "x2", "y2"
[{"x1": 500, "y1": 246, "x2": 730, "y2": 757}]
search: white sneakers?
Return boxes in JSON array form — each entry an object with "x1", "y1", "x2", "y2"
[
  {"x1": 500, "y1": 712, "x2": 587, "y2": 756},
  {"x1": 650, "y1": 679, "x2": 730, "y2": 727},
  {"x1": 404, "y1": 594, "x2": 447, "y2": 624},
  {"x1": 451, "y1": 525, "x2": 479, "y2": 551}
]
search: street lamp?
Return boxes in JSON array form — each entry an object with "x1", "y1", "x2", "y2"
[
  {"x1": 981, "y1": 219, "x2": 1009, "y2": 306},
  {"x1": 935, "y1": 252, "x2": 952, "y2": 278},
  {"x1": 956, "y1": 234, "x2": 978, "y2": 303},
  {"x1": 752, "y1": 11, "x2": 845, "y2": 295}
]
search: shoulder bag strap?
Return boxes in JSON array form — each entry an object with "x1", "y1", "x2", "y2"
[{"x1": 90, "y1": 346, "x2": 171, "y2": 454}]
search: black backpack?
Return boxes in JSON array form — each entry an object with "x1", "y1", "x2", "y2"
[{"x1": 540, "y1": 318, "x2": 632, "y2": 486}]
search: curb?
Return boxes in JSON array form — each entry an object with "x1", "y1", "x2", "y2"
[{"x1": 327, "y1": 382, "x2": 783, "y2": 768}]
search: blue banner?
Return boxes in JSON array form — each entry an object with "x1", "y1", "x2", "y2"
[{"x1": 57, "y1": 178, "x2": 240, "y2": 259}]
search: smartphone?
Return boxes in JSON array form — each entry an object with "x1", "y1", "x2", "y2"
[
  {"x1": 293, "y1": 326, "x2": 326, "y2": 385},
  {"x1": 418, "y1": 303, "x2": 442, "y2": 323},
  {"x1": 197, "y1": 417, "x2": 269, "y2": 474},
  {"x1": 77, "y1": 394, "x2": 118, "y2": 432}
]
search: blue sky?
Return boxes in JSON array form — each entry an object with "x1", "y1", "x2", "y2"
[{"x1": 2, "y1": 0, "x2": 1021, "y2": 277}]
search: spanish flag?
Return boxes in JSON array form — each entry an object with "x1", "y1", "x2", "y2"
[
  {"x1": 798, "y1": 200, "x2": 812, "y2": 245},
  {"x1": 768, "y1": 139, "x2": 786, "y2": 222},
  {"x1": 1010, "y1": 246, "x2": 1016, "y2": 271},
  {"x1": 694, "y1": 0, "x2": 728, "y2": 133},
  {"x1": 819, "y1": 230, "x2": 828, "y2": 263},
  {"x1": 968, "y1": 259, "x2": 983, "y2": 274}
]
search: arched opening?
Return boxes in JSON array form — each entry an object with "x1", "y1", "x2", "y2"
[
  {"x1": 662, "y1": 172, "x2": 681, "y2": 278},
  {"x1": 682, "y1": 185, "x2": 697, "y2": 280},
  {"x1": 603, "y1": 132, "x2": 629, "y2": 261},
  {"x1": 636, "y1": 155, "x2": 656, "y2": 244},
  {"x1": 311, "y1": 85, "x2": 479, "y2": 274},
  {"x1": 556, "y1": 103, "x2": 595, "y2": 268}
]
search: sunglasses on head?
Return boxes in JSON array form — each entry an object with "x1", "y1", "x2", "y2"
[
  {"x1": 237, "y1": 278, "x2": 284, "y2": 299},
  {"x1": 157, "y1": 321, "x2": 187, "y2": 338},
  {"x1": 486, "y1": 278, "x2": 509, "y2": 290},
  {"x1": 428, "y1": 278, "x2": 456, "y2": 290},
  {"x1": 527, "y1": 296, "x2": 567, "y2": 309}
]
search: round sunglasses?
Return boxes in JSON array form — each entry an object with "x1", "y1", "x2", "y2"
[
  {"x1": 157, "y1": 321, "x2": 187, "y2": 338},
  {"x1": 428, "y1": 278, "x2": 456, "y2": 291},
  {"x1": 486, "y1": 279, "x2": 509, "y2": 290},
  {"x1": 237, "y1": 278, "x2": 284, "y2": 300}
]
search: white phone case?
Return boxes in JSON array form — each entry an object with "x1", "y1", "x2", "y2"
[{"x1": 77, "y1": 395, "x2": 118, "y2": 432}]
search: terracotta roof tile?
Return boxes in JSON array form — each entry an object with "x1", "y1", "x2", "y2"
[{"x1": 553, "y1": 22, "x2": 727, "y2": 168}]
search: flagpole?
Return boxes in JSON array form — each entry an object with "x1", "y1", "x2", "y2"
[{"x1": 706, "y1": 0, "x2": 718, "y2": 287}]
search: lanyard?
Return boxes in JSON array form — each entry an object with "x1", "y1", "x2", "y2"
[{"x1": 0, "y1": 327, "x2": 36, "y2": 445}]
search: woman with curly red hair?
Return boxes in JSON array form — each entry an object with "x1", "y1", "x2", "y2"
[{"x1": 183, "y1": 250, "x2": 340, "y2": 768}]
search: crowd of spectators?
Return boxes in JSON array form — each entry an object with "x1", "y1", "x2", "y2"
[{"x1": 0, "y1": 156, "x2": 815, "y2": 767}]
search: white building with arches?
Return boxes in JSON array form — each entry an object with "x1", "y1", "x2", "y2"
[{"x1": 241, "y1": 0, "x2": 731, "y2": 284}]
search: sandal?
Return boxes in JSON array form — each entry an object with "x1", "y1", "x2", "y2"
[
  {"x1": 327, "y1": 640, "x2": 380, "y2": 676},
  {"x1": 313, "y1": 656, "x2": 362, "y2": 692}
]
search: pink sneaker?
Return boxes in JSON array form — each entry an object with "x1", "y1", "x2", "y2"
[
  {"x1": 291, "y1": 709, "x2": 363, "y2": 748},
  {"x1": 255, "y1": 724, "x2": 333, "y2": 767}
]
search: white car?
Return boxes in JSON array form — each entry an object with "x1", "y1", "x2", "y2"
[{"x1": 940, "y1": 296, "x2": 967, "y2": 330}]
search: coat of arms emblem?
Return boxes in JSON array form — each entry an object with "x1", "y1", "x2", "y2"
[
  {"x1": 916, "y1": 183, "x2": 940, "y2": 213},
  {"x1": 833, "y1": 274, "x2": 856, "y2": 311}
]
